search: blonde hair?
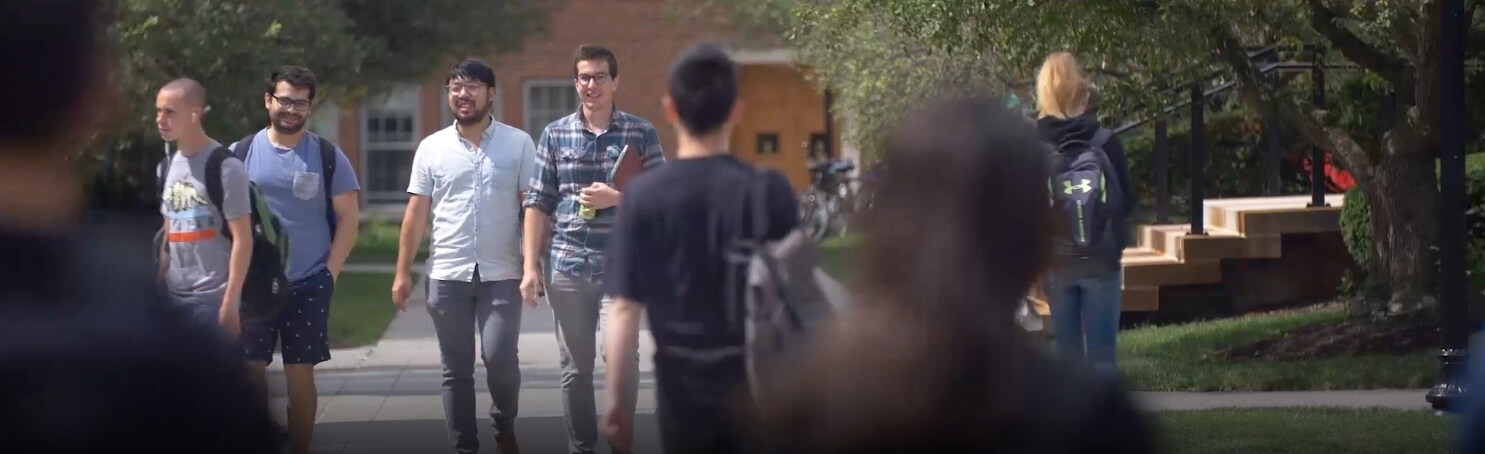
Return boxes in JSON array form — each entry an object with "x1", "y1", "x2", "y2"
[{"x1": 1035, "y1": 52, "x2": 1090, "y2": 120}]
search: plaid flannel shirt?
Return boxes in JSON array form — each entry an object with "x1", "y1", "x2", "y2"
[{"x1": 523, "y1": 108, "x2": 666, "y2": 282}]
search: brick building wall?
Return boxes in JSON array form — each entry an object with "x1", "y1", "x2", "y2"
[{"x1": 324, "y1": 0, "x2": 827, "y2": 211}]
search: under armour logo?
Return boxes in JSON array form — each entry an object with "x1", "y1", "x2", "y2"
[{"x1": 1064, "y1": 179, "x2": 1093, "y2": 194}]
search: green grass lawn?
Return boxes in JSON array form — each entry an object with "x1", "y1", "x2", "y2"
[
  {"x1": 328, "y1": 272, "x2": 398, "y2": 348},
  {"x1": 815, "y1": 234, "x2": 1433, "y2": 391},
  {"x1": 818, "y1": 234, "x2": 862, "y2": 283},
  {"x1": 1120, "y1": 305, "x2": 1436, "y2": 391},
  {"x1": 1156, "y1": 408, "x2": 1452, "y2": 454},
  {"x1": 348, "y1": 220, "x2": 427, "y2": 265}
]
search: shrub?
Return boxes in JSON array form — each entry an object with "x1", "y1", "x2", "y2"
[{"x1": 1340, "y1": 187, "x2": 1373, "y2": 272}]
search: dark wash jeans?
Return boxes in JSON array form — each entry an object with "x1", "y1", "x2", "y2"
[{"x1": 1044, "y1": 268, "x2": 1123, "y2": 373}]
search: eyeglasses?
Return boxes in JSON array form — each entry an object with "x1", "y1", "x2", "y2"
[
  {"x1": 446, "y1": 82, "x2": 487, "y2": 95},
  {"x1": 272, "y1": 95, "x2": 312, "y2": 111},
  {"x1": 576, "y1": 73, "x2": 611, "y2": 86}
]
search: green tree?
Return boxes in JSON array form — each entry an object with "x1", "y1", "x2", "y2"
[
  {"x1": 785, "y1": 0, "x2": 1483, "y2": 313},
  {"x1": 679, "y1": 0, "x2": 1020, "y2": 162},
  {"x1": 90, "y1": 0, "x2": 555, "y2": 208}
]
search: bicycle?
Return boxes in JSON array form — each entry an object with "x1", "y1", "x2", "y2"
[{"x1": 798, "y1": 158, "x2": 857, "y2": 241}]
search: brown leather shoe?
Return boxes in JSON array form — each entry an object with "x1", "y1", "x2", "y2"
[{"x1": 495, "y1": 432, "x2": 520, "y2": 454}]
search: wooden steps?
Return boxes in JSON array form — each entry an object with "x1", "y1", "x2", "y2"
[{"x1": 1030, "y1": 194, "x2": 1346, "y2": 317}]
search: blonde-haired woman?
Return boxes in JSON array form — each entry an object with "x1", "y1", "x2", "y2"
[{"x1": 1035, "y1": 51, "x2": 1134, "y2": 373}]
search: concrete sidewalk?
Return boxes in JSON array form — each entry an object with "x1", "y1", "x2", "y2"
[
  {"x1": 265, "y1": 272, "x2": 659, "y2": 452},
  {"x1": 1134, "y1": 389, "x2": 1433, "y2": 412},
  {"x1": 262, "y1": 268, "x2": 1440, "y2": 453}
]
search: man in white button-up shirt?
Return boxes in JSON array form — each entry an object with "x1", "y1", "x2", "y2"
[{"x1": 393, "y1": 59, "x2": 537, "y2": 454}]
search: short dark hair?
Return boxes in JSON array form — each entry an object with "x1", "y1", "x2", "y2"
[
  {"x1": 446, "y1": 59, "x2": 496, "y2": 87},
  {"x1": 572, "y1": 45, "x2": 619, "y2": 79},
  {"x1": 666, "y1": 42, "x2": 738, "y2": 136},
  {"x1": 0, "y1": 0, "x2": 104, "y2": 146},
  {"x1": 266, "y1": 66, "x2": 318, "y2": 100},
  {"x1": 161, "y1": 78, "x2": 207, "y2": 109}
]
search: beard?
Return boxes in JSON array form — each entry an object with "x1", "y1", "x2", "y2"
[
  {"x1": 270, "y1": 111, "x2": 305, "y2": 134},
  {"x1": 453, "y1": 99, "x2": 491, "y2": 126}
]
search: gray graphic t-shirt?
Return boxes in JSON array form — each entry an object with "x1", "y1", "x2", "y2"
[{"x1": 159, "y1": 140, "x2": 251, "y2": 305}]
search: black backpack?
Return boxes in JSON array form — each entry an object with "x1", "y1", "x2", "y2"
[
  {"x1": 1047, "y1": 128, "x2": 1123, "y2": 256},
  {"x1": 155, "y1": 146, "x2": 292, "y2": 324}
]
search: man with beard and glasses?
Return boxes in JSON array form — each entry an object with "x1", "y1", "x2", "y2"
[
  {"x1": 394, "y1": 59, "x2": 537, "y2": 454},
  {"x1": 522, "y1": 44, "x2": 667, "y2": 454},
  {"x1": 234, "y1": 65, "x2": 362, "y2": 454}
]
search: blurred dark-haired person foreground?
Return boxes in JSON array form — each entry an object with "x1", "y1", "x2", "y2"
[
  {"x1": 749, "y1": 97, "x2": 1157, "y2": 454},
  {"x1": 0, "y1": 1, "x2": 279, "y2": 452}
]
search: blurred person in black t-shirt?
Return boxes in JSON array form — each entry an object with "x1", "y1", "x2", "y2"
[
  {"x1": 0, "y1": 1, "x2": 279, "y2": 452},
  {"x1": 600, "y1": 42, "x2": 797, "y2": 454}
]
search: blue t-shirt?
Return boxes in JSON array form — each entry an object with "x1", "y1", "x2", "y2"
[{"x1": 237, "y1": 129, "x2": 360, "y2": 281}]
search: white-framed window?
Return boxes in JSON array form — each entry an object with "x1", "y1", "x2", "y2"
[
  {"x1": 309, "y1": 99, "x2": 339, "y2": 144},
  {"x1": 361, "y1": 85, "x2": 421, "y2": 203},
  {"x1": 442, "y1": 83, "x2": 504, "y2": 127},
  {"x1": 523, "y1": 80, "x2": 579, "y2": 140}
]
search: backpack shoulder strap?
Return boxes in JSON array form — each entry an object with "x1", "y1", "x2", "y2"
[
  {"x1": 318, "y1": 136, "x2": 336, "y2": 191},
  {"x1": 157, "y1": 149, "x2": 176, "y2": 199},
  {"x1": 752, "y1": 166, "x2": 772, "y2": 242},
  {"x1": 317, "y1": 135, "x2": 339, "y2": 237},
  {"x1": 204, "y1": 146, "x2": 233, "y2": 240},
  {"x1": 232, "y1": 132, "x2": 257, "y2": 161}
]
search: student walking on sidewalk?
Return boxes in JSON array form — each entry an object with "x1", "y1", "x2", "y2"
[
  {"x1": 236, "y1": 65, "x2": 363, "y2": 454},
  {"x1": 393, "y1": 59, "x2": 538, "y2": 454},
  {"x1": 600, "y1": 42, "x2": 799, "y2": 454},
  {"x1": 520, "y1": 45, "x2": 667, "y2": 454},
  {"x1": 154, "y1": 78, "x2": 253, "y2": 340}
]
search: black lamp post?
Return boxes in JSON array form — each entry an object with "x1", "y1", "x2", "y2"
[{"x1": 1424, "y1": 0, "x2": 1470, "y2": 413}]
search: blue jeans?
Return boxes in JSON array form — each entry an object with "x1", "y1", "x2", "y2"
[
  {"x1": 1045, "y1": 269, "x2": 1122, "y2": 371},
  {"x1": 179, "y1": 301, "x2": 224, "y2": 335}
]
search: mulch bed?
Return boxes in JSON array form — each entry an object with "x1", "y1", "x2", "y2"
[{"x1": 1212, "y1": 309, "x2": 1440, "y2": 361}]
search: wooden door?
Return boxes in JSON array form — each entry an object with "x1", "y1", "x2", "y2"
[{"x1": 730, "y1": 64, "x2": 829, "y2": 191}]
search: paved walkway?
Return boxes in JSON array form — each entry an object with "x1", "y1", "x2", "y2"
[
  {"x1": 263, "y1": 269, "x2": 1439, "y2": 454},
  {"x1": 266, "y1": 272, "x2": 660, "y2": 453}
]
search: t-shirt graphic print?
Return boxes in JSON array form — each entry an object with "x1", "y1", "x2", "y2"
[{"x1": 159, "y1": 143, "x2": 250, "y2": 304}]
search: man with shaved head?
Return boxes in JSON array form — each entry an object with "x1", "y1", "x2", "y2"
[{"x1": 156, "y1": 77, "x2": 254, "y2": 339}]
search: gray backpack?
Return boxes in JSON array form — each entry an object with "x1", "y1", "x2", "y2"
[{"x1": 731, "y1": 167, "x2": 851, "y2": 406}]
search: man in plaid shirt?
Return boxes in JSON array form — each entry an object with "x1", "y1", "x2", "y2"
[{"x1": 520, "y1": 44, "x2": 665, "y2": 454}]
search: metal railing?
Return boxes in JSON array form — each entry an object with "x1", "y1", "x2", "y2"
[{"x1": 1105, "y1": 46, "x2": 1366, "y2": 235}]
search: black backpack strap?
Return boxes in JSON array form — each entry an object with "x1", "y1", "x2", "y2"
[
  {"x1": 203, "y1": 147, "x2": 233, "y2": 241},
  {"x1": 157, "y1": 148, "x2": 176, "y2": 201},
  {"x1": 318, "y1": 136, "x2": 339, "y2": 238},
  {"x1": 232, "y1": 133, "x2": 256, "y2": 160},
  {"x1": 752, "y1": 167, "x2": 771, "y2": 243}
]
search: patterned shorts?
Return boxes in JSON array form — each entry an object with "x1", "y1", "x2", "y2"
[{"x1": 241, "y1": 268, "x2": 334, "y2": 366}]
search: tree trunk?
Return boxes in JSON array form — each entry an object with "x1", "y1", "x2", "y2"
[{"x1": 1361, "y1": 146, "x2": 1440, "y2": 313}]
